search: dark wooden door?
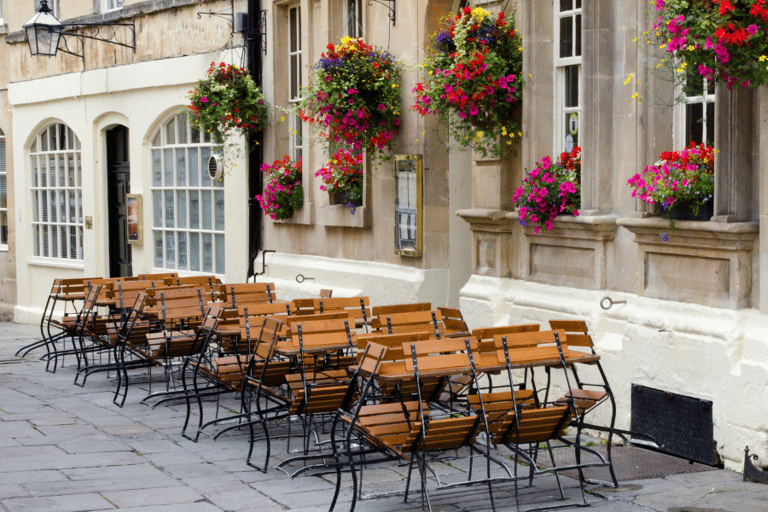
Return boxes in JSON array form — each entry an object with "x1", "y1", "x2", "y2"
[{"x1": 107, "y1": 126, "x2": 132, "y2": 277}]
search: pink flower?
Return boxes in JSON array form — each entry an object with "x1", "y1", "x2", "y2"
[
  {"x1": 378, "y1": 104, "x2": 386, "y2": 111},
  {"x1": 201, "y1": 96, "x2": 208, "y2": 103},
  {"x1": 748, "y1": 24, "x2": 759, "y2": 36},
  {"x1": 544, "y1": 221, "x2": 553, "y2": 231},
  {"x1": 541, "y1": 156, "x2": 551, "y2": 170},
  {"x1": 470, "y1": 106, "x2": 479, "y2": 116}
]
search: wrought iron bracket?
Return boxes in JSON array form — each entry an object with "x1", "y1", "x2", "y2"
[
  {"x1": 57, "y1": 20, "x2": 136, "y2": 60},
  {"x1": 744, "y1": 446, "x2": 768, "y2": 485},
  {"x1": 197, "y1": 0, "x2": 235, "y2": 27},
  {"x1": 368, "y1": 0, "x2": 395, "y2": 26}
]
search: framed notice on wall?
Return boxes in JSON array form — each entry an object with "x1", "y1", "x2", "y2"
[
  {"x1": 394, "y1": 155, "x2": 423, "y2": 257},
  {"x1": 127, "y1": 194, "x2": 143, "y2": 245}
]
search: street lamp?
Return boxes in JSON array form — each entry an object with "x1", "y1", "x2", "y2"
[
  {"x1": 22, "y1": 0, "x2": 63, "y2": 57},
  {"x1": 22, "y1": 0, "x2": 136, "y2": 59}
]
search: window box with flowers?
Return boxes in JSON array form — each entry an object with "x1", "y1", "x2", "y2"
[
  {"x1": 188, "y1": 62, "x2": 270, "y2": 166},
  {"x1": 513, "y1": 147, "x2": 581, "y2": 233},
  {"x1": 412, "y1": 6, "x2": 523, "y2": 157},
  {"x1": 255, "y1": 155, "x2": 304, "y2": 222},
  {"x1": 627, "y1": 142, "x2": 715, "y2": 241},
  {"x1": 298, "y1": 37, "x2": 401, "y2": 226}
]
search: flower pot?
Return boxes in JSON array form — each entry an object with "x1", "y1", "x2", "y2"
[
  {"x1": 332, "y1": 192, "x2": 362, "y2": 208},
  {"x1": 664, "y1": 200, "x2": 714, "y2": 221}
]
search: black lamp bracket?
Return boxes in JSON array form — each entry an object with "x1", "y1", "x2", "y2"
[
  {"x1": 241, "y1": 10, "x2": 267, "y2": 56},
  {"x1": 57, "y1": 20, "x2": 136, "y2": 59},
  {"x1": 368, "y1": 0, "x2": 395, "y2": 26}
]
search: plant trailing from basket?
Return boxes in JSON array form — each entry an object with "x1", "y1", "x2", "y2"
[
  {"x1": 315, "y1": 147, "x2": 363, "y2": 213},
  {"x1": 652, "y1": 0, "x2": 768, "y2": 90},
  {"x1": 255, "y1": 155, "x2": 303, "y2": 221},
  {"x1": 412, "y1": 6, "x2": 524, "y2": 157},
  {"x1": 188, "y1": 62, "x2": 270, "y2": 149},
  {"x1": 627, "y1": 141, "x2": 715, "y2": 238},
  {"x1": 513, "y1": 147, "x2": 581, "y2": 233},
  {"x1": 298, "y1": 37, "x2": 402, "y2": 160}
]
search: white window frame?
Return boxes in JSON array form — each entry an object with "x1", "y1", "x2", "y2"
[
  {"x1": 345, "y1": 0, "x2": 363, "y2": 39},
  {"x1": 150, "y1": 113, "x2": 225, "y2": 276},
  {"x1": 554, "y1": 0, "x2": 582, "y2": 156},
  {"x1": 288, "y1": 4, "x2": 303, "y2": 161},
  {"x1": 673, "y1": 78, "x2": 716, "y2": 149},
  {"x1": 0, "y1": 1, "x2": 5, "y2": 27},
  {"x1": 0, "y1": 128, "x2": 7, "y2": 250},
  {"x1": 29, "y1": 123, "x2": 84, "y2": 264},
  {"x1": 102, "y1": 0, "x2": 123, "y2": 13}
]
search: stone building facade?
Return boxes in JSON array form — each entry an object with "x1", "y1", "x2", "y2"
[{"x1": 4, "y1": 0, "x2": 768, "y2": 471}]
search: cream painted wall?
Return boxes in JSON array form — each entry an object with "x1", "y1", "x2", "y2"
[{"x1": 11, "y1": 51, "x2": 250, "y2": 323}]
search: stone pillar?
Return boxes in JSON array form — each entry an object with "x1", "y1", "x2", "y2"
[
  {"x1": 713, "y1": 87, "x2": 757, "y2": 222},
  {"x1": 757, "y1": 88, "x2": 768, "y2": 314}
]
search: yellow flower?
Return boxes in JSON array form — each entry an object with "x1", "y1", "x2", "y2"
[
  {"x1": 633, "y1": 37, "x2": 638, "y2": 42},
  {"x1": 660, "y1": 44, "x2": 666, "y2": 50},
  {"x1": 476, "y1": 131, "x2": 483, "y2": 139},
  {"x1": 471, "y1": 7, "x2": 490, "y2": 21},
  {"x1": 760, "y1": 55, "x2": 768, "y2": 62},
  {"x1": 292, "y1": 130, "x2": 297, "y2": 135},
  {"x1": 280, "y1": 116, "x2": 286, "y2": 122},
  {"x1": 688, "y1": 45, "x2": 695, "y2": 51},
  {"x1": 624, "y1": 73, "x2": 634, "y2": 85},
  {"x1": 340, "y1": 37, "x2": 353, "y2": 46},
  {"x1": 528, "y1": 73, "x2": 533, "y2": 78},
  {"x1": 631, "y1": 92, "x2": 638, "y2": 99},
  {"x1": 501, "y1": 127, "x2": 508, "y2": 136}
]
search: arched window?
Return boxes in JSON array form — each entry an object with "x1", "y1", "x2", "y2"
[
  {"x1": 150, "y1": 113, "x2": 225, "y2": 274},
  {"x1": 29, "y1": 123, "x2": 83, "y2": 261}
]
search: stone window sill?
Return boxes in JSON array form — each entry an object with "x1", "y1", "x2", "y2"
[{"x1": 272, "y1": 202, "x2": 315, "y2": 225}]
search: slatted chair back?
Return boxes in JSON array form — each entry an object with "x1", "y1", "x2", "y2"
[
  {"x1": 356, "y1": 331, "x2": 431, "y2": 362},
  {"x1": 113, "y1": 279, "x2": 169, "y2": 309},
  {"x1": 379, "y1": 310, "x2": 444, "y2": 338},
  {"x1": 319, "y1": 289, "x2": 333, "y2": 298},
  {"x1": 293, "y1": 298, "x2": 319, "y2": 315},
  {"x1": 112, "y1": 292, "x2": 149, "y2": 407},
  {"x1": 211, "y1": 314, "x2": 281, "y2": 391},
  {"x1": 548, "y1": 319, "x2": 595, "y2": 350},
  {"x1": 157, "y1": 288, "x2": 207, "y2": 331},
  {"x1": 437, "y1": 307, "x2": 470, "y2": 336},
  {"x1": 137, "y1": 272, "x2": 178, "y2": 281},
  {"x1": 313, "y1": 296, "x2": 371, "y2": 332},
  {"x1": 237, "y1": 301, "x2": 296, "y2": 339},
  {"x1": 223, "y1": 282, "x2": 276, "y2": 308},
  {"x1": 548, "y1": 319, "x2": 611, "y2": 417},
  {"x1": 408, "y1": 338, "x2": 483, "y2": 453},
  {"x1": 473, "y1": 323, "x2": 540, "y2": 357},
  {"x1": 284, "y1": 311, "x2": 352, "y2": 338},
  {"x1": 291, "y1": 316, "x2": 356, "y2": 352},
  {"x1": 371, "y1": 302, "x2": 431, "y2": 318}
]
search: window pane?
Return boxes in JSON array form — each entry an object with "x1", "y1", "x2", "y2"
[
  {"x1": 202, "y1": 233, "x2": 213, "y2": 273},
  {"x1": 189, "y1": 190, "x2": 200, "y2": 229},
  {"x1": 190, "y1": 233, "x2": 200, "y2": 272},
  {"x1": 153, "y1": 191, "x2": 163, "y2": 227},
  {"x1": 686, "y1": 103, "x2": 704, "y2": 145},
  {"x1": 202, "y1": 191, "x2": 212, "y2": 230},
  {"x1": 177, "y1": 191, "x2": 187, "y2": 229},
  {"x1": 152, "y1": 149, "x2": 162, "y2": 186},
  {"x1": 575, "y1": 14, "x2": 581, "y2": 57},
  {"x1": 165, "y1": 231, "x2": 176, "y2": 268},
  {"x1": 201, "y1": 147, "x2": 211, "y2": 186},
  {"x1": 166, "y1": 119, "x2": 175, "y2": 145},
  {"x1": 165, "y1": 190, "x2": 174, "y2": 228},
  {"x1": 154, "y1": 231, "x2": 164, "y2": 267},
  {"x1": 176, "y1": 149, "x2": 186, "y2": 186},
  {"x1": 178, "y1": 232, "x2": 188, "y2": 270},
  {"x1": 189, "y1": 148, "x2": 199, "y2": 187},
  {"x1": 565, "y1": 65, "x2": 579, "y2": 107},
  {"x1": 560, "y1": 17, "x2": 573, "y2": 58},
  {"x1": 214, "y1": 190, "x2": 224, "y2": 231},
  {"x1": 215, "y1": 234, "x2": 225, "y2": 275},
  {"x1": 706, "y1": 102, "x2": 715, "y2": 147},
  {"x1": 560, "y1": 0, "x2": 573, "y2": 10},
  {"x1": 164, "y1": 149, "x2": 173, "y2": 186}
]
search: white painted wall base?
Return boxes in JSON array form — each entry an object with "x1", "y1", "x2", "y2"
[
  {"x1": 460, "y1": 274, "x2": 768, "y2": 471},
  {"x1": 259, "y1": 252, "x2": 450, "y2": 307}
]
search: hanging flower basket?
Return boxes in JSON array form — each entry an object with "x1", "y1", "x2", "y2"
[
  {"x1": 513, "y1": 147, "x2": 581, "y2": 234},
  {"x1": 315, "y1": 147, "x2": 364, "y2": 213},
  {"x1": 188, "y1": 62, "x2": 271, "y2": 146},
  {"x1": 412, "y1": 6, "x2": 524, "y2": 157},
  {"x1": 298, "y1": 37, "x2": 402, "y2": 160},
  {"x1": 255, "y1": 155, "x2": 303, "y2": 221},
  {"x1": 652, "y1": 0, "x2": 768, "y2": 89},
  {"x1": 627, "y1": 141, "x2": 715, "y2": 240}
]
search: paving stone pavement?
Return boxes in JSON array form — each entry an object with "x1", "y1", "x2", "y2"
[{"x1": 2, "y1": 322, "x2": 768, "y2": 512}]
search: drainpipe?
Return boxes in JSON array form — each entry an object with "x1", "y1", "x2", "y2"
[{"x1": 246, "y1": 0, "x2": 264, "y2": 280}]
